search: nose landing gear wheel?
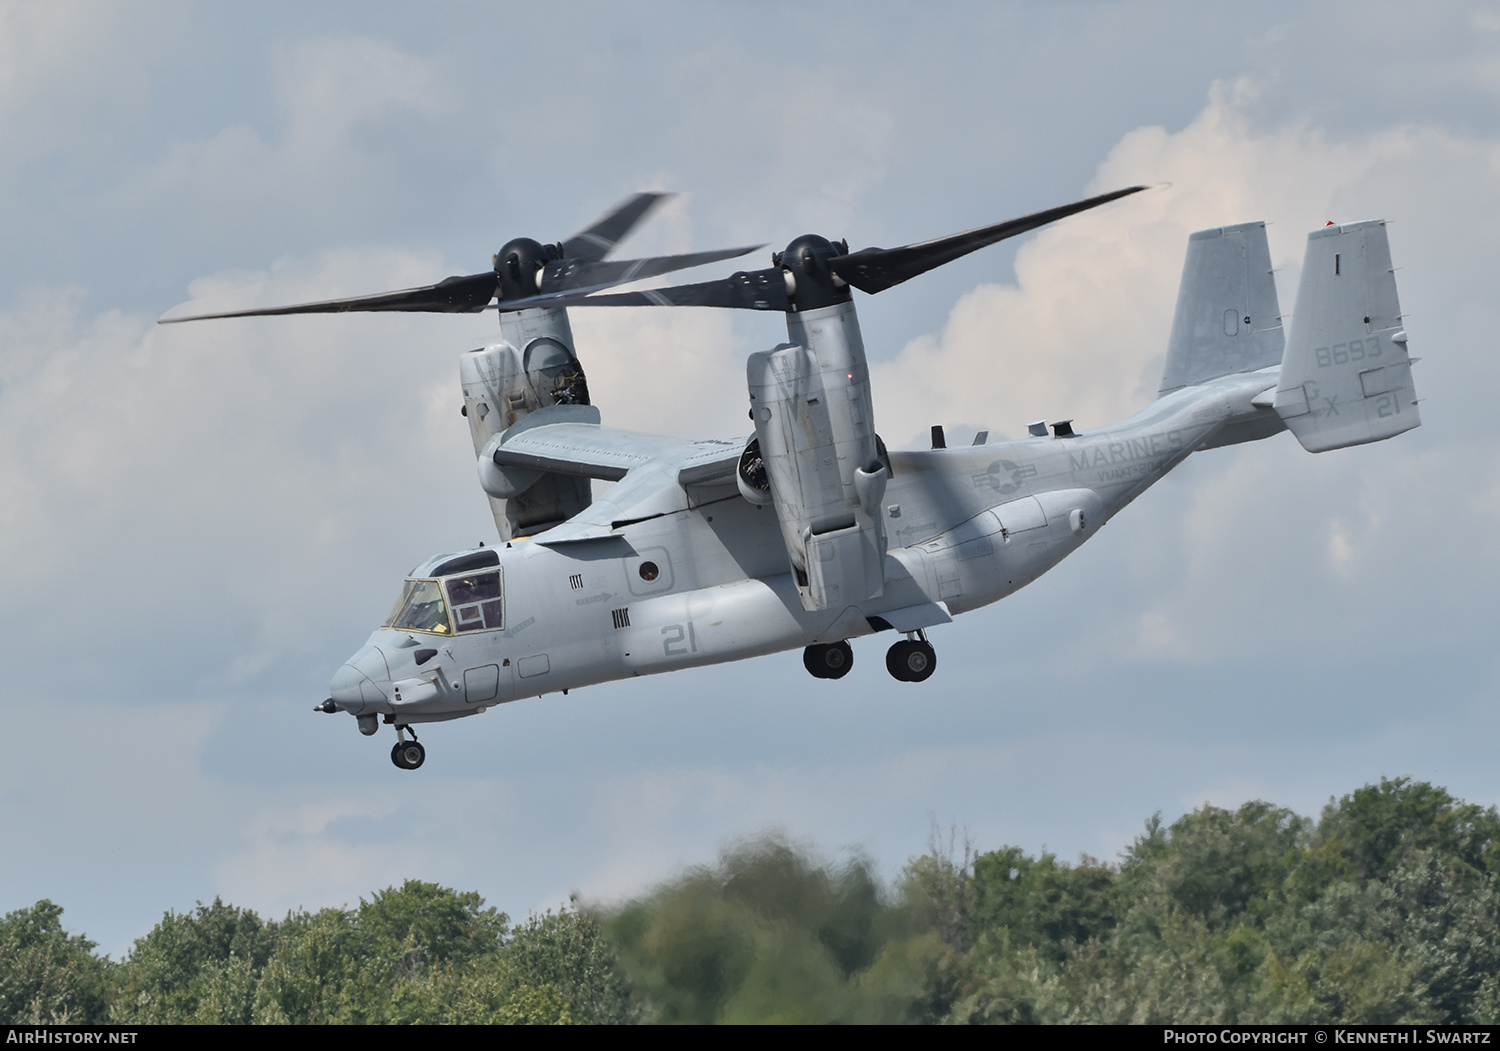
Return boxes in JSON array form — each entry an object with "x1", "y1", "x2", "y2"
[
  {"x1": 391, "y1": 740, "x2": 426, "y2": 770},
  {"x1": 886, "y1": 639, "x2": 936, "y2": 682},
  {"x1": 803, "y1": 640, "x2": 854, "y2": 679}
]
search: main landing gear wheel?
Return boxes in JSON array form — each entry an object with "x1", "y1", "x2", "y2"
[
  {"x1": 886, "y1": 639, "x2": 936, "y2": 682},
  {"x1": 803, "y1": 640, "x2": 854, "y2": 679},
  {"x1": 391, "y1": 736, "x2": 426, "y2": 770}
]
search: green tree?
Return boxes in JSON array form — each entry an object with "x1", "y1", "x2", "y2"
[
  {"x1": 22, "y1": 776, "x2": 1500, "y2": 1025},
  {"x1": 968, "y1": 846, "x2": 1117, "y2": 961},
  {"x1": 252, "y1": 881, "x2": 516, "y2": 1024},
  {"x1": 606, "y1": 836, "x2": 913, "y2": 1023},
  {"x1": 1315, "y1": 778, "x2": 1500, "y2": 885},
  {"x1": 0, "y1": 901, "x2": 109, "y2": 1024},
  {"x1": 249, "y1": 882, "x2": 584, "y2": 1024},
  {"x1": 249, "y1": 906, "x2": 363, "y2": 1024},
  {"x1": 506, "y1": 904, "x2": 635, "y2": 1024},
  {"x1": 1120, "y1": 802, "x2": 1308, "y2": 930},
  {"x1": 356, "y1": 880, "x2": 508, "y2": 972},
  {"x1": 110, "y1": 898, "x2": 272, "y2": 1024}
]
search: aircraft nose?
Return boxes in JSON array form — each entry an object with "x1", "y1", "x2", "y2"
[
  {"x1": 329, "y1": 663, "x2": 368, "y2": 708},
  {"x1": 328, "y1": 644, "x2": 392, "y2": 714}
]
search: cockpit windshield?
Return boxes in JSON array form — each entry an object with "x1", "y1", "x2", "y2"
[
  {"x1": 382, "y1": 579, "x2": 452, "y2": 635},
  {"x1": 381, "y1": 571, "x2": 504, "y2": 636}
]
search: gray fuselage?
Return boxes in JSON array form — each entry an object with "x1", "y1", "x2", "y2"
[{"x1": 328, "y1": 368, "x2": 1276, "y2": 724}]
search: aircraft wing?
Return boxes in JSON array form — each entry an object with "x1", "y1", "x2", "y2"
[
  {"x1": 483, "y1": 414, "x2": 744, "y2": 543},
  {"x1": 492, "y1": 421, "x2": 740, "y2": 486}
]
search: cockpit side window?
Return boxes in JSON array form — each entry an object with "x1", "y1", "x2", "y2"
[
  {"x1": 383, "y1": 579, "x2": 452, "y2": 635},
  {"x1": 446, "y1": 571, "x2": 504, "y2": 632}
]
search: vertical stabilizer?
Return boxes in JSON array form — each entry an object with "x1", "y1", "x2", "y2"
[
  {"x1": 1273, "y1": 221, "x2": 1420, "y2": 452},
  {"x1": 1159, "y1": 222, "x2": 1284, "y2": 395}
]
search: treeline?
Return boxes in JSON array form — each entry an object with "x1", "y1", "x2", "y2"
[{"x1": 6, "y1": 778, "x2": 1500, "y2": 1024}]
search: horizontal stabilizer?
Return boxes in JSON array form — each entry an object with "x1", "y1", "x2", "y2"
[
  {"x1": 1273, "y1": 221, "x2": 1420, "y2": 452},
  {"x1": 1160, "y1": 222, "x2": 1284, "y2": 395}
]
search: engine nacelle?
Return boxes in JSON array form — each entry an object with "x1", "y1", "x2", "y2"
[
  {"x1": 747, "y1": 299, "x2": 887, "y2": 611},
  {"x1": 459, "y1": 309, "x2": 593, "y2": 539},
  {"x1": 736, "y1": 436, "x2": 774, "y2": 506}
]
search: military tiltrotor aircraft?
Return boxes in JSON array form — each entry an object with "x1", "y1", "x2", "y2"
[{"x1": 166, "y1": 188, "x2": 1422, "y2": 770}]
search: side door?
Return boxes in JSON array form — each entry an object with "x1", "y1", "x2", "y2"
[{"x1": 444, "y1": 570, "x2": 514, "y2": 704}]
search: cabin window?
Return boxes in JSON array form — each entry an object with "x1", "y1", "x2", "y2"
[{"x1": 446, "y1": 571, "x2": 504, "y2": 632}]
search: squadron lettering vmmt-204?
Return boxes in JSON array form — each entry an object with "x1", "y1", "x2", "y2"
[{"x1": 164, "y1": 190, "x2": 1421, "y2": 769}]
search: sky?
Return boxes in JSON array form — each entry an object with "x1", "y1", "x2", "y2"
[{"x1": 5, "y1": 0, "x2": 1500, "y2": 957}]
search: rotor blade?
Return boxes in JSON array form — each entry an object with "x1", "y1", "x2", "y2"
[
  {"x1": 533, "y1": 268, "x2": 790, "y2": 312},
  {"x1": 830, "y1": 185, "x2": 1149, "y2": 295},
  {"x1": 539, "y1": 244, "x2": 762, "y2": 294},
  {"x1": 158, "y1": 271, "x2": 498, "y2": 323},
  {"x1": 158, "y1": 244, "x2": 763, "y2": 323},
  {"x1": 560, "y1": 192, "x2": 670, "y2": 262}
]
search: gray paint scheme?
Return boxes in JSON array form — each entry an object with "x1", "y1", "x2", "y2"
[
  {"x1": 328, "y1": 219, "x2": 1421, "y2": 757},
  {"x1": 1160, "y1": 221, "x2": 1284, "y2": 395}
]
